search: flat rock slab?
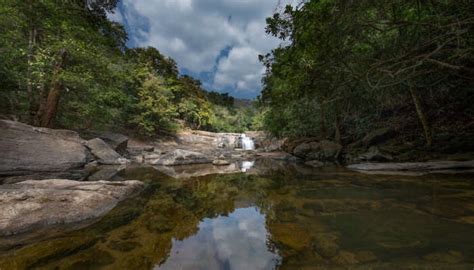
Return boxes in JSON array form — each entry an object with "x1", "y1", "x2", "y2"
[
  {"x1": 0, "y1": 120, "x2": 87, "y2": 174},
  {"x1": 348, "y1": 160, "x2": 474, "y2": 173},
  {"x1": 0, "y1": 179, "x2": 144, "y2": 236}
]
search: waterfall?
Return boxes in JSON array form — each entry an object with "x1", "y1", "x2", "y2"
[{"x1": 241, "y1": 134, "x2": 255, "y2": 150}]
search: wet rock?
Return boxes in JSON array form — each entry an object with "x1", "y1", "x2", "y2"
[
  {"x1": 0, "y1": 120, "x2": 88, "y2": 174},
  {"x1": 213, "y1": 159, "x2": 230, "y2": 166},
  {"x1": 423, "y1": 250, "x2": 464, "y2": 263},
  {"x1": 362, "y1": 127, "x2": 397, "y2": 146},
  {"x1": 293, "y1": 140, "x2": 342, "y2": 161},
  {"x1": 86, "y1": 138, "x2": 128, "y2": 165},
  {"x1": 0, "y1": 179, "x2": 144, "y2": 236},
  {"x1": 149, "y1": 149, "x2": 211, "y2": 166}
]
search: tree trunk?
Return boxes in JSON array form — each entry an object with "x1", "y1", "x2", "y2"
[
  {"x1": 27, "y1": 26, "x2": 38, "y2": 124},
  {"x1": 39, "y1": 49, "x2": 68, "y2": 128},
  {"x1": 409, "y1": 86, "x2": 432, "y2": 146}
]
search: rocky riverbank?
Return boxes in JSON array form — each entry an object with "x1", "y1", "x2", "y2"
[{"x1": 1, "y1": 119, "x2": 473, "y2": 238}]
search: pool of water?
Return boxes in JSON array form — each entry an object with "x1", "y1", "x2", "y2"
[{"x1": 1, "y1": 160, "x2": 474, "y2": 269}]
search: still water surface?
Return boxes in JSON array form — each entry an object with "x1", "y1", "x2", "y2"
[{"x1": 1, "y1": 160, "x2": 474, "y2": 269}]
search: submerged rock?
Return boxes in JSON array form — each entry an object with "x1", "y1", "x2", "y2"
[
  {"x1": 423, "y1": 250, "x2": 464, "y2": 263},
  {"x1": 0, "y1": 120, "x2": 88, "y2": 174},
  {"x1": 0, "y1": 179, "x2": 144, "y2": 236}
]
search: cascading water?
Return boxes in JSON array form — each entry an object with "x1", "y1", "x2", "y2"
[{"x1": 241, "y1": 134, "x2": 255, "y2": 150}]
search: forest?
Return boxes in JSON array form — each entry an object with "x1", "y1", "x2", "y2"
[
  {"x1": 258, "y1": 0, "x2": 473, "y2": 153},
  {"x1": 0, "y1": 0, "x2": 257, "y2": 136},
  {"x1": 1, "y1": 0, "x2": 473, "y2": 152}
]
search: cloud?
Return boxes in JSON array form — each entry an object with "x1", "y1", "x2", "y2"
[{"x1": 114, "y1": 0, "x2": 293, "y2": 98}]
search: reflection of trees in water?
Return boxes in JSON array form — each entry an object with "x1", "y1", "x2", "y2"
[{"x1": 2, "y1": 167, "x2": 474, "y2": 269}]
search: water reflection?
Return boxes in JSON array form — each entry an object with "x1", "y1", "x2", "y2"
[
  {"x1": 240, "y1": 161, "x2": 255, "y2": 172},
  {"x1": 156, "y1": 207, "x2": 280, "y2": 270},
  {"x1": 1, "y1": 161, "x2": 474, "y2": 269}
]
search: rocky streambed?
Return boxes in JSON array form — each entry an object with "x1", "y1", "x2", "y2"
[{"x1": 1, "y1": 119, "x2": 473, "y2": 245}]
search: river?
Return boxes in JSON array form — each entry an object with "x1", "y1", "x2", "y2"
[{"x1": 1, "y1": 159, "x2": 474, "y2": 269}]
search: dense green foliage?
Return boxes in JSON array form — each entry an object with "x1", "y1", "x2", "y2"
[
  {"x1": 0, "y1": 0, "x2": 257, "y2": 136},
  {"x1": 260, "y1": 0, "x2": 474, "y2": 146}
]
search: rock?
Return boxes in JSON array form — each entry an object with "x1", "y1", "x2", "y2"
[
  {"x1": 87, "y1": 165, "x2": 126, "y2": 181},
  {"x1": 347, "y1": 160, "x2": 474, "y2": 173},
  {"x1": 313, "y1": 233, "x2": 340, "y2": 258},
  {"x1": 332, "y1": 251, "x2": 359, "y2": 265},
  {"x1": 213, "y1": 159, "x2": 231, "y2": 166},
  {"x1": 293, "y1": 140, "x2": 342, "y2": 161},
  {"x1": 270, "y1": 223, "x2": 312, "y2": 251},
  {"x1": 0, "y1": 179, "x2": 144, "y2": 236},
  {"x1": 86, "y1": 138, "x2": 127, "y2": 165},
  {"x1": 304, "y1": 160, "x2": 325, "y2": 168},
  {"x1": 423, "y1": 250, "x2": 464, "y2": 263},
  {"x1": 144, "y1": 153, "x2": 161, "y2": 160},
  {"x1": 1, "y1": 170, "x2": 89, "y2": 184},
  {"x1": 358, "y1": 146, "x2": 393, "y2": 162},
  {"x1": 0, "y1": 120, "x2": 88, "y2": 174},
  {"x1": 362, "y1": 127, "x2": 397, "y2": 146},
  {"x1": 98, "y1": 132, "x2": 128, "y2": 154},
  {"x1": 282, "y1": 138, "x2": 318, "y2": 153},
  {"x1": 149, "y1": 149, "x2": 211, "y2": 166}
]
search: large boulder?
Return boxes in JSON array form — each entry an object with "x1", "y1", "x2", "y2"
[
  {"x1": 0, "y1": 120, "x2": 88, "y2": 175},
  {"x1": 293, "y1": 140, "x2": 343, "y2": 161},
  {"x1": 98, "y1": 132, "x2": 128, "y2": 154},
  {"x1": 0, "y1": 179, "x2": 144, "y2": 236},
  {"x1": 85, "y1": 138, "x2": 128, "y2": 165},
  {"x1": 149, "y1": 149, "x2": 211, "y2": 166}
]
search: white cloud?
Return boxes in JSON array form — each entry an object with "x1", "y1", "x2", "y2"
[{"x1": 117, "y1": 0, "x2": 293, "y2": 97}]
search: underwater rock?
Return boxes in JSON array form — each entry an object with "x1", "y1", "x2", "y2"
[
  {"x1": 270, "y1": 223, "x2": 312, "y2": 251},
  {"x1": 423, "y1": 250, "x2": 464, "y2": 263},
  {"x1": 0, "y1": 179, "x2": 144, "y2": 236}
]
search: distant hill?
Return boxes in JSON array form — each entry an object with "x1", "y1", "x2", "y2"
[{"x1": 233, "y1": 98, "x2": 254, "y2": 108}]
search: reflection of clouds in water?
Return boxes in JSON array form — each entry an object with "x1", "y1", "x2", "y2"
[
  {"x1": 241, "y1": 161, "x2": 255, "y2": 172},
  {"x1": 156, "y1": 207, "x2": 280, "y2": 270}
]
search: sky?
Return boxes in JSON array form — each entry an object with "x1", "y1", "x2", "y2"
[{"x1": 108, "y1": 0, "x2": 297, "y2": 99}]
